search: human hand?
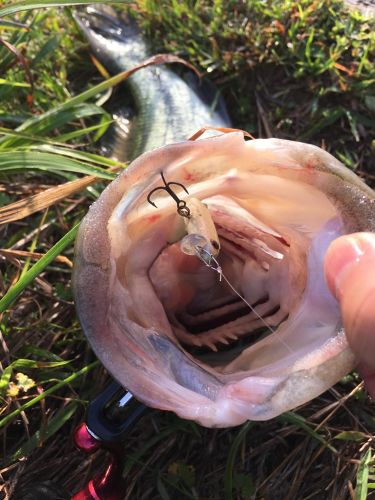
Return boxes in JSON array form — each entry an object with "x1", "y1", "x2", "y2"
[{"x1": 325, "y1": 232, "x2": 375, "y2": 398}]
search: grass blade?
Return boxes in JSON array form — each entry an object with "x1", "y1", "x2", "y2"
[
  {"x1": 0, "y1": 358, "x2": 72, "y2": 396},
  {"x1": 0, "y1": 150, "x2": 116, "y2": 178},
  {"x1": 356, "y1": 449, "x2": 372, "y2": 500},
  {"x1": 55, "y1": 119, "x2": 114, "y2": 143},
  {"x1": 0, "y1": 223, "x2": 79, "y2": 314},
  {"x1": 10, "y1": 400, "x2": 80, "y2": 463},
  {"x1": 157, "y1": 476, "x2": 171, "y2": 500},
  {"x1": 5, "y1": 53, "x2": 198, "y2": 145},
  {"x1": 0, "y1": 176, "x2": 102, "y2": 224},
  {"x1": 123, "y1": 426, "x2": 184, "y2": 477},
  {"x1": 0, "y1": 360, "x2": 99, "y2": 428},
  {"x1": 0, "y1": 79, "x2": 30, "y2": 87},
  {"x1": 280, "y1": 412, "x2": 337, "y2": 453},
  {"x1": 0, "y1": 248, "x2": 73, "y2": 266},
  {"x1": 0, "y1": 103, "x2": 107, "y2": 148},
  {"x1": 224, "y1": 421, "x2": 253, "y2": 500},
  {"x1": 0, "y1": 126, "x2": 82, "y2": 147},
  {"x1": 31, "y1": 145, "x2": 123, "y2": 167}
]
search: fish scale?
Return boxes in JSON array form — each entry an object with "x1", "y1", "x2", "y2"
[{"x1": 75, "y1": 6, "x2": 232, "y2": 162}]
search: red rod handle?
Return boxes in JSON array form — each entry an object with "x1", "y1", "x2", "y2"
[{"x1": 72, "y1": 423, "x2": 125, "y2": 500}]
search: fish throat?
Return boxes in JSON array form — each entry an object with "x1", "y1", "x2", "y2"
[
  {"x1": 148, "y1": 194, "x2": 294, "y2": 369},
  {"x1": 108, "y1": 160, "x2": 346, "y2": 379}
]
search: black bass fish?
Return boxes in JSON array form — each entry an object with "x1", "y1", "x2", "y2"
[
  {"x1": 74, "y1": 129, "x2": 375, "y2": 427},
  {"x1": 75, "y1": 6, "x2": 232, "y2": 161}
]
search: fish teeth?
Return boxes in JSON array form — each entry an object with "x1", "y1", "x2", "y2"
[
  {"x1": 192, "y1": 338, "x2": 203, "y2": 347},
  {"x1": 207, "y1": 342, "x2": 219, "y2": 352},
  {"x1": 218, "y1": 338, "x2": 230, "y2": 345},
  {"x1": 224, "y1": 333, "x2": 239, "y2": 341}
]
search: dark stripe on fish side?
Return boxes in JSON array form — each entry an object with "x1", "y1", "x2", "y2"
[
  {"x1": 149, "y1": 335, "x2": 221, "y2": 400},
  {"x1": 75, "y1": 6, "x2": 147, "y2": 68},
  {"x1": 76, "y1": 6, "x2": 232, "y2": 161}
]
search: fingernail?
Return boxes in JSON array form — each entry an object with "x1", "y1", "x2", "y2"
[{"x1": 324, "y1": 233, "x2": 375, "y2": 298}]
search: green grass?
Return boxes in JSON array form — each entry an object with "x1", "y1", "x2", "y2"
[
  {"x1": 0, "y1": 0, "x2": 374, "y2": 498},
  {"x1": 135, "y1": 0, "x2": 375, "y2": 171}
]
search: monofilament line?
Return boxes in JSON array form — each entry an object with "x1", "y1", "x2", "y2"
[
  {"x1": 195, "y1": 246, "x2": 294, "y2": 354},
  {"x1": 195, "y1": 246, "x2": 275, "y2": 335}
]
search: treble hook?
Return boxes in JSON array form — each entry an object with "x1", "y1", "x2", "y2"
[{"x1": 147, "y1": 172, "x2": 191, "y2": 218}]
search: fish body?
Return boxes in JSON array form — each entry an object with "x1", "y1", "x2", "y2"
[
  {"x1": 74, "y1": 131, "x2": 375, "y2": 428},
  {"x1": 75, "y1": 6, "x2": 231, "y2": 161}
]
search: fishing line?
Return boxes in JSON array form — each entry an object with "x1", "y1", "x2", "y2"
[
  {"x1": 195, "y1": 246, "x2": 295, "y2": 354},
  {"x1": 195, "y1": 246, "x2": 275, "y2": 334}
]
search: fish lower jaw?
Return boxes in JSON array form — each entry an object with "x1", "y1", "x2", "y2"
[
  {"x1": 167, "y1": 340, "x2": 355, "y2": 427},
  {"x1": 141, "y1": 210, "x2": 351, "y2": 426},
  {"x1": 219, "y1": 339, "x2": 356, "y2": 423}
]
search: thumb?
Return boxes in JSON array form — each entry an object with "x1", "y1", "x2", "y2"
[{"x1": 324, "y1": 233, "x2": 375, "y2": 373}]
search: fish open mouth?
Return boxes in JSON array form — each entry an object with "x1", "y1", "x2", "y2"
[
  {"x1": 114, "y1": 150, "x2": 348, "y2": 386},
  {"x1": 148, "y1": 206, "x2": 292, "y2": 370},
  {"x1": 74, "y1": 132, "x2": 369, "y2": 426}
]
